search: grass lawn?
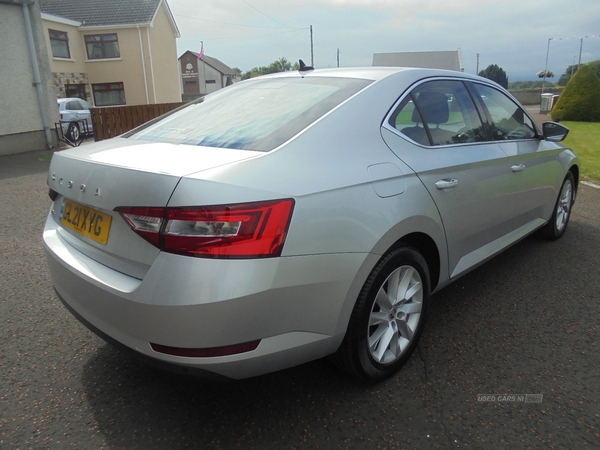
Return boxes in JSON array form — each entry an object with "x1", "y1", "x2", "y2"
[{"x1": 562, "y1": 121, "x2": 600, "y2": 183}]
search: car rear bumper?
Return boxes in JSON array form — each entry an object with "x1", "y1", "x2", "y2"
[{"x1": 43, "y1": 211, "x2": 374, "y2": 379}]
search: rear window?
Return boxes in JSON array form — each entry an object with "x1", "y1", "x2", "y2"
[{"x1": 127, "y1": 76, "x2": 371, "y2": 152}]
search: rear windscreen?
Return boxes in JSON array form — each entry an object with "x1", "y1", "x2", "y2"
[{"x1": 127, "y1": 76, "x2": 371, "y2": 152}]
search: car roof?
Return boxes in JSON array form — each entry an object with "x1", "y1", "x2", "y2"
[
  {"x1": 256, "y1": 66, "x2": 485, "y2": 84},
  {"x1": 57, "y1": 98, "x2": 82, "y2": 104}
]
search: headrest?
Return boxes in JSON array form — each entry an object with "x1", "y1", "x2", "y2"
[{"x1": 412, "y1": 91, "x2": 449, "y2": 125}]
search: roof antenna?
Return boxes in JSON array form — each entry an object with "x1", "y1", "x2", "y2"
[{"x1": 299, "y1": 59, "x2": 314, "y2": 72}]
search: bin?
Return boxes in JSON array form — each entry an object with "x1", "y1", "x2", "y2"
[{"x1": 540, "y1": 93, "x2": 559, "y2": 114}]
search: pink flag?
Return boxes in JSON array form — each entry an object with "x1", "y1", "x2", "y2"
[{"x1": 197, "y1": 42, "x2": 204, "y2": 60}]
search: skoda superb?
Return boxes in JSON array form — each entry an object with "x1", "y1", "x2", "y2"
[{"x1": 43, "y1": 67, "x2": 578, "y2": 381}]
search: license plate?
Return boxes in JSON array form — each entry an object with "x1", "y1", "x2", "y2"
[{"x1": 60, "y1": 198, "x2": 112, "y2": 245}]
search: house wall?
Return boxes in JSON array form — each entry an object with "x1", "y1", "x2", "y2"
[
  {"x1": 146, "y1": 2, "x2": 181, "y2": 103},
  {"x1": 0, "y1": 1, "x2": 59, "y2": 156},
  {"x1": 85, "y1": 26, "x2": 151, "y2": 105},
  {"x1": 178, "y1": 53, "x2": 223, "y2": 96},
  {"x1": 42, "y1": 1, "x2": 180, "y2": 107},
  {"x1": 199, "y1": 61, "x2": 225, "y2": 94},
  {"x1": 180, "y1": 51, "x2": 200, "y2": 95},
  {"x1": 179, "y1": 50, "x2": 239, "y2": 101},
  {"x1": 41, "y1": 19, "x2": 91, "y2": 102}
]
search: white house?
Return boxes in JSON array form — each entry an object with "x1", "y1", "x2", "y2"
[
  {"x1": 0, "y1": 0, "x2": 59, "y2": 155},
  {"x1": 373, "y1": 49, "x2": 464, "y2": 72}
]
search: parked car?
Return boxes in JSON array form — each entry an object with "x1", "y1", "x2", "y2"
[
  {"x1": 43, "y1": 67, "x2": 579, "y2": 381},
  {"x1": 57, "y1": 98, "x2": 93, "y2": 142}
]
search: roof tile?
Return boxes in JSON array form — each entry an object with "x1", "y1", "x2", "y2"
[{"x1": 39, "y1": 0, "x2": 161, "y2": 27}]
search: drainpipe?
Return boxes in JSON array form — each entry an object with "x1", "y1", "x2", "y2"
[
  {"x1": 137, "y1": 25, "x2": 150, "y2": 104},
  {"x1": 146, "y1": 27, "x2": 156, "y2": 103},
  {"x1": 21, "y1": 2, "x2": 54, "y2": 149}
]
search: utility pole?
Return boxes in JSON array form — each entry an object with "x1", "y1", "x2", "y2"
[
  {"x1": 201, "y1": 40, "x2": 207, "y2": 95},
  {"x1": 476, "y1": 53, "x2": 479, "y2": 74},
  {"x1": 337, "y1": 48, "x2": 340, "y2": 67},
  {"x1": 310, "y1": 25, "x2": 314, "y2": 67}
]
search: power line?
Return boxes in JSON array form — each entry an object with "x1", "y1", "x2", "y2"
[
  {"x1": 178, "y1": 28, "x2": 307, "y2": 46},
  {"x1": 240, "y1": 0, "x2": 298, "y2": 29},
  {"x1": 172, "y1": 12, "x2": 292, "y2": 30}
]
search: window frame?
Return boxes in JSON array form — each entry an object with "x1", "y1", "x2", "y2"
[
  {"x1": 92, "y1": 82, "x2": 126, "y2": 106},
  {"x1": 49, "y1": 29, "x2": 71, "y2": 59},
  {"x1": 384, "y1": 77, "x2": 541, "y2": 147},
  {"x1": 84, "y1": 33, "x2": 120, "y2": 60},
  {"x1": 469, "y1": 82, "x2": 541, "y2": 141},
  {"x1": 385, "y1": 78, "x2": 490, "y2": 147}
]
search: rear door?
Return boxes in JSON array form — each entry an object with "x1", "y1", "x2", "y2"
[{"x1": 382, "y1": 78, "x2": 516, "y2": 278}]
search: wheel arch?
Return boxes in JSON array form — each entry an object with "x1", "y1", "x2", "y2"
[
  {"x1": 392, "y1": 232, "x2": 441, "y2": 292},
  {"x1": 332, "y1": 212, "x2": 448, "y2": 344},
  {"x1": 569, "y1": 164, "x2": 580, "y2": 193},
  {"x1": 369, "y1": 213, "x2": 447, "y2": 293}
]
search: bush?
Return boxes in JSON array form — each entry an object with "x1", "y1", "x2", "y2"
[{"x1": 551, "y1": 64, "x2": 600, "y2": 122}]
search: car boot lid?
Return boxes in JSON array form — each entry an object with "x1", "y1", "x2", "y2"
[{"x1": 49, "y1": 138, "x2": 263, "y2": 210}]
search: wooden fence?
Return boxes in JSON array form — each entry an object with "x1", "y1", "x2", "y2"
[{"x1": 90, "y1": 102, "x2": 186, "y2": 142}]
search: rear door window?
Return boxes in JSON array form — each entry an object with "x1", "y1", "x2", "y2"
[
  {"x1": 66, "y1": 101, "x2": 82, "y2": 110},
  {"x1": 390, "y1": 80, "x2": 487, "y2": 146}
]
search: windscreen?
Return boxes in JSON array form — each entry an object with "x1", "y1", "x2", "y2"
[{"x1": 127, "y1": 76, "x2": 371, "y2": 152}]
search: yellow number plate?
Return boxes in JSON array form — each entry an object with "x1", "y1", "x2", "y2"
[{"x1": 60, "y1": 199, "x2": 112, "y2": 245}]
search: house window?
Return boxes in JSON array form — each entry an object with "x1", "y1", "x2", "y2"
[
  {"x1": 85, "y1": 34, "x2": 120, "y2": 59},
  {"x1": 49, "y1": 29, "x2": 70, "y2": 58},
  {"x1": 65, "y1": 84, "x2": 87, "y2": 100},
  {"x1": 92, "y1": 82, "x2": 126, "y2": 106}
]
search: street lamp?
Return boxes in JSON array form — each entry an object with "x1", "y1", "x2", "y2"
[{"x1": 542, "y1": 38, "x2": 551, "y2": 94}]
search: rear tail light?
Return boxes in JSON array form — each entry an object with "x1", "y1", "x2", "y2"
[{"x1": 115, "y1": 199, "x2": 294, "y2": 258}]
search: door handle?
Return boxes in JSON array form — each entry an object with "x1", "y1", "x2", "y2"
[
  {"x1": 435, "y1": 178, "x2": 459, "y2": 190},
  {"x1": 511, "y1": 164, "x2": 526, "y2": 173}
]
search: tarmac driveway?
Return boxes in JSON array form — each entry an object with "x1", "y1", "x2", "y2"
[{"x1": 0, "y1": 150, "x2": 599, "y2": 449}]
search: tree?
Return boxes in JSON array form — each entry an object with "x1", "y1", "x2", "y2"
[
  {"x1": 478, "y1": 64, "x2": 508, "y2": 89},
  {"x1": 241, "y1": 57, "x2": 300, "y2": 80},
  {"x1": 557, "y1": 64, "x2": 580, "y2": 86},
  {"x1": 551, "y1": 64, "x2": 600, "y2": 122},
  {"x1": 558, "y1": 59, "x2": 600, "y2": 86}
]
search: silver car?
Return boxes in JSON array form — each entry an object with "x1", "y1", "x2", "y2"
[
  {"x1": 57, "y1": 97, "x2": 93, "y2": 142},
  {"x1": 43, "y1": 68, "x2": 579, "y2": 381}
]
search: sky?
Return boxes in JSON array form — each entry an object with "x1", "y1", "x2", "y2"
[{"x1": 168, "y1": 0, "x2": 600, "y2": 82}]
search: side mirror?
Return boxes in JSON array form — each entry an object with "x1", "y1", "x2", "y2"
[{"x1": 542, "y1": 122, "x2": 569, "y2": 142}]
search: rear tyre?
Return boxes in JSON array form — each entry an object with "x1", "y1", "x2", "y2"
[
  {"x1": 66, "y1": 122, "x2": 80, "y2": 142},
  {"x1": 539, "y1": 172, "x2": 575, "y2": 240},
  {"x1": 332, "y1": 246, "x2": 430, "y2": 381}
]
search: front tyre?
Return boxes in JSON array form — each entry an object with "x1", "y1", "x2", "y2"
[
  {"x1": 539, "y1": 172, "x2": 575, "y2": 240},
  {"x1": 332, "y1": 246, "x2": 430, "y2": 381}
]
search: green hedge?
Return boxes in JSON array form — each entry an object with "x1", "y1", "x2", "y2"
[{"x1": 551, "y1": 65, "x2": 600, "y2": 122}]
